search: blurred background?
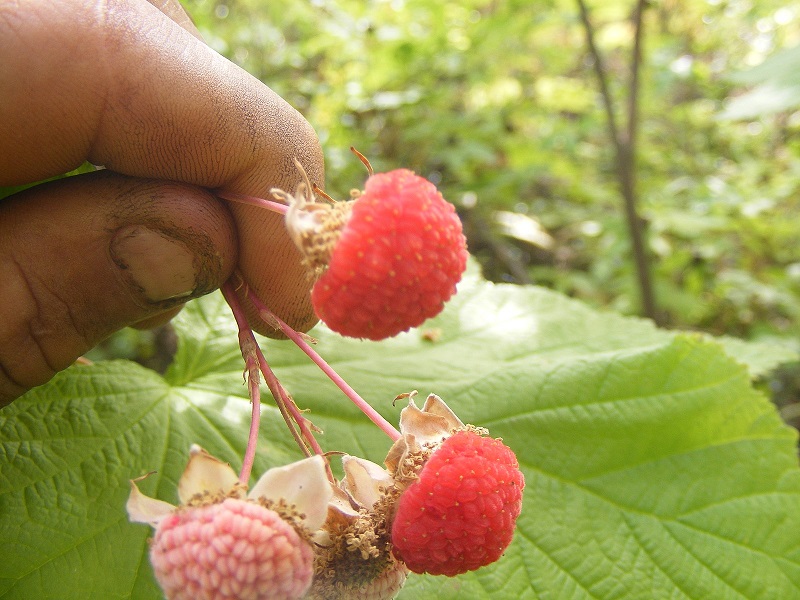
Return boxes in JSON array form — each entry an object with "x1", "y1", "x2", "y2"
[{"x1": 99, "y1": 0, "x2": 800, "y2": 427}]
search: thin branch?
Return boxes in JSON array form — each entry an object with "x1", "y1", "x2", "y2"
[
  {"x1": 575, "y1": 0, "x2": 658, "y2": 323},
  {"x1": 576, "y1": 0, "x2": 623, "y2": 155},
  {"x1": 621, "y1": 0, "x2": 658, "y2": 322},
  {"x1": 222, "y1": 280, "x2": 332, "y2": 482},
  {"x1": 625, "y1": 0, "x2": 648, "y2": 149},
  {"x1": 251, "y1": 337, "x2": 334, "y2": 483}
]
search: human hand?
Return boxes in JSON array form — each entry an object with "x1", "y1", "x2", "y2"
[{"x1": 0, "y1": 0, "x2": 324, "y2": 405}]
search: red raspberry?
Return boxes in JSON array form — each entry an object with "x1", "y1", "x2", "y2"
[
  {"x1": 284, "y1": 168, "x2": 468, "y2": 340},
  {"x1": 390, "y1": 430, "x2": 524, "y2": 577},
  {"x1": 149, "y1": 497, "x2": 313, "y2": 600}
]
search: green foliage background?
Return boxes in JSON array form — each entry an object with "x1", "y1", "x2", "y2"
[{"x1": 186, "y1": 0, "x2": 800, "y2": 340}]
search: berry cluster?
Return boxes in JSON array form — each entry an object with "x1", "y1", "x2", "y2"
[
  {"x1": 129, "y1": 397, "x2": 524, "y2": 599},
  {"x1": 129, "y1": 157, "x2": 524, "y2": 600},
  {"x1": 150, "y1": 498, "x2": 313, "y2": 600}
]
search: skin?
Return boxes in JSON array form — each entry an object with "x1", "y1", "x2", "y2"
[{"x1": 0, "y1": 0, "x2": 324, "y2": 406}]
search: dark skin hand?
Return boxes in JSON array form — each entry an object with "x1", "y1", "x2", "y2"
[{"x1": 0, "y1": 0, "x2": 325, "y2": 406}]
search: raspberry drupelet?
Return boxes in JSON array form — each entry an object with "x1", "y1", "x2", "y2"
[
  {"x1": 385, "y1": 393, "x2": 525, "y2": 577},
  {"x1": 278, "y1": 166, "x2": 468, "y2": 341}
]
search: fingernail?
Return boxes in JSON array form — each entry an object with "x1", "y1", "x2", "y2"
[{"x1": 110, "y1": 226, "x2": 198, "y2": 302}]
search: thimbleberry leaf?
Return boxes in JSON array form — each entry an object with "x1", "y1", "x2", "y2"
[{"x1": 1, "y1": 267, "x2": 799, "y2": 599}]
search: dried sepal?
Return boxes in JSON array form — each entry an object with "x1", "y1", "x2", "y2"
[
  {"x1": 276, "y1": 158, "x2": 353, "y2": 273},
  {"x1": 399, "y1": 392, "x2": 464, "y2": 439},
  {"x1": 127, "y1": 446, "x2": 333, "y2": 536},
  {"x1": 177, "y1": 444, "x2": 241, "y2": 504},
  {"x1": 248, "y1": 454, "x2": 333, "y2": 532},
  {"x1": 342, "y1": 455, "x2": 394, "y2": 511},
  {"x1": 385, "y1": 392, "x2": 465, "y2": 481},
  {"x1": 308, "y1": 455, "x2": 407, "y2": 599},
  {"x1": 126, "y1": 476, "x2": 175, "y2": 527}
]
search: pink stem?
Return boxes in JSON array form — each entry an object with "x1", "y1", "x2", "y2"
[
  {"x1": 253, "y1": 340, "x2": 310, "y2": 457},
  {"x1": 251, "y1": 349, "x2": 334, "y2": 482},
  {"x1": 240, "y1": 338, "x2": 261, "y2": 484},
  {"x1": 215, "y1": 190, "x2": 288, "y2": 215},
  {"x1": 254, "y1": 344, "x2": 325, "y2": 459},
  {"x1": 246, "y1": 289, "x2": 402, "y2": 441},
  {"x1": 221, "y1": 281, "x2": 262, "y2": 484},
  {"x1": 223, "y1": 278, "x2": 329, "y2": 473}
]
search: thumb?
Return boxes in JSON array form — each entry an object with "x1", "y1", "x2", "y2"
[{"x1": 0, "y1": 170, "x2": 237, "y2": 405}]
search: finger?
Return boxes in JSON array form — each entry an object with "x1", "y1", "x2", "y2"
[
  {"x1": 131, "y1": 306, "x2": 184, "y2": 330},
  {"x1": 0, "y1": 0, "x2": 324, "y2": 336},
  {"x1": 136, "y1": 0, "x2": 321, "y2": 335},
  {"x1": 0, "y1": 170, "x2": 237, "y2": 406},
  {"x1": 145, "y1": 0, "x2": 204, "y2": 40}
]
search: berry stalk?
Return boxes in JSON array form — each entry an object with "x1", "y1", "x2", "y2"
[
  {"x1": 223, "y1": 279, "x2": 333, "y2": 482},
  {"x1": 246, "y1": 287, "x2": 402, "y2": 441},
  {"x1": 253, "y1": 347, "x2": 329, "y2": 464},
  {"x1": 215, "y1": 189, "x2": 289, "y2": 214},
  {"x1": 221, "y1": 281, "x2": 263, "y2": 484}
]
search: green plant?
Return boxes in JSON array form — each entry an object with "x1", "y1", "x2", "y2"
[{"x1": 2, "y1": 268, "x2": 798, "y2": 598}]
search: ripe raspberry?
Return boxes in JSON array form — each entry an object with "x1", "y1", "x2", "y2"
[
  {"x1": 390, "y1": 429, "x2": 524, "y2": 577},
  {"x1": 282, "y1": 168, "x2": 468, "y2": 340},
  {"x1": 149, "y1": 497, "x2": 313, "y2": 600}
]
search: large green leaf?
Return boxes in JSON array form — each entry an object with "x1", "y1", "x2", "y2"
[{"x1": 1, "y1": 272, "x2": 799, "y2": 599}]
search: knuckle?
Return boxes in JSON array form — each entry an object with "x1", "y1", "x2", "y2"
[{"x1": 0, "y1": 258, "x2": 86, "y2": 405}]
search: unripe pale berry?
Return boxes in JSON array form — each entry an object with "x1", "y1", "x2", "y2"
[{"x1": 150, "y1": 497, "x2": 313, "y2": 600}]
